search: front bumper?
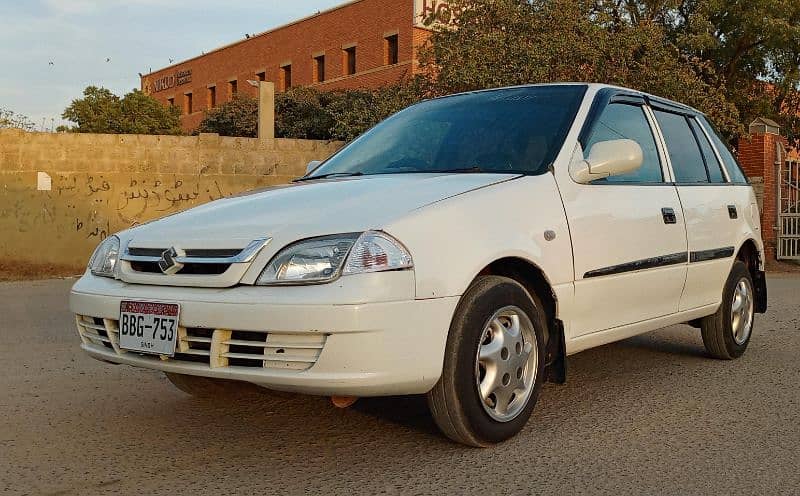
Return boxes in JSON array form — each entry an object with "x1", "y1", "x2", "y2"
[{"x1": 69, "y1": 272, "x2": 459, "y2": 396}]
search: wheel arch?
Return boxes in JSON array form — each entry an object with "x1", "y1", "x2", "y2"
[{"x1": 472, "y1": 256, "x2": 567, "y2": 383}]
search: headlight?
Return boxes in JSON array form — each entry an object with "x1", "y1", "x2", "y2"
[
  {"x1": 88, "y1": 236, "x2": 120, "y2": 278},
  {"x1": 256, "y1": 231, "x2": 413, "y2": 285}
]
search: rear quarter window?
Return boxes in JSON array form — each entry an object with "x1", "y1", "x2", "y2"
[
  {"x1": 688, "y1": 118, "x2": 727, "y2": 183},
  {"x1": 699, "y1": 116, "x2": 749, "y2": 184}
]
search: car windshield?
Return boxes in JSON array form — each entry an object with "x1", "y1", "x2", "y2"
[{"x1": 307, "y1": 85, "x2": 587, "y2": 179}]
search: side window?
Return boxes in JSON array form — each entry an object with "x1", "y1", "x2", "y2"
[
  {"x1": 653, "y1": 110, "x2": 708, "y2": 183},
  {"x1": 699, "y1": 116, "x2": 749, "y2": 184},
  {"x1": 584, "y1": 103, "x2": 663, "y2": 183},
  {"x1": 689, "y1": 118, "x2": 727, "y2": 183}
]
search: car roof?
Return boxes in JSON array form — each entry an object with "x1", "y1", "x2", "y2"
[{"x1": 427, "y1": 82, "x2": 703, "y2": 116}]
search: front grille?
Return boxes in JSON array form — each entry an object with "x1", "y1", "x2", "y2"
[
  {"x1": 129, "y1": 261, "x2": 231, "y2": 275},
  {"x1": 75, "y1": 316, "x2": 327, "y2": 372},
  {"x1": 121, "y1": 239, "x2": 270, "y2": 279},
  {"x1": 125, "y1": 247, "x2": 243, "y2": 275}
]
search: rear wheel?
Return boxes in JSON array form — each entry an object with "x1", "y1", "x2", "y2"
[
  {"x1": 427, "y1": 276, "x2": 547, "y2": 447},
  {"x1": 700, "y1": 261, "x2": 755, "y2": 360}
]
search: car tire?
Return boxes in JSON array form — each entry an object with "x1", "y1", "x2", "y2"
[
  {"x1": 164, "y1": 372, "x2": 262, "y2": 398},
  {"x1": 427, "y1": 275, "x2": 547, "y2": 447},
  {"x1": 700, "y1": 261, "x2": 755, "y2": 360}
]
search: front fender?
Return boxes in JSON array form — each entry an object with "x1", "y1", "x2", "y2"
[{"x1": 384, "y1": 175, "x2": 573, "y2": 300}]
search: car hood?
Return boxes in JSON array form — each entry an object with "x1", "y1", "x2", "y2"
[{"x1": 125, "y1": 173, "x2": 519, "y2": 249}]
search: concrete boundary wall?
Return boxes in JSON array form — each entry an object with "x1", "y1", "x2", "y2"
[{"x1": 0, "y1": 129, "x2": 342, "y2": 270}]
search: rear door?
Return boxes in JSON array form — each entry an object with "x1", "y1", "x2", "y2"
[
  {"x1": 557, "y1": 92, "x2": 688, "y2": 337},
  {"x1": 651, "y1": 107, "x2": 744, "y2": 310}
]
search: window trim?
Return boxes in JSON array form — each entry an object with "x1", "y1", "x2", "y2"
[
  {"x1": 279, "y1": 63, "x2": 292, "y2": 91},
  {"x1": 642, "y1": 104, "x2": 674, "y2": 184},
  {"x1": 343, "y1": 45, "x2": 357, "y2": 76},
  {"x1": 312, "y1": 53, "x2": 325, "y2": 83},
  {"x1": 207, "y1": 85, "x2": 216, "y2": 109},
  {"x1": 183, "y1": 92, "x2": 193, "y2": 114},
  {"x1": 384, "y1": 33, "x2": 399, "y2": 66}
]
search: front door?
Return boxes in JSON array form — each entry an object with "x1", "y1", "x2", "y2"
[{"x1": 556, "y1": 98, "x2": 688, "y2": 337}]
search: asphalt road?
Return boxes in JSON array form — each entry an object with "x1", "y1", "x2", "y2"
[{"x1": 2, "y1": 276, "x2": 799, "y2": 495}]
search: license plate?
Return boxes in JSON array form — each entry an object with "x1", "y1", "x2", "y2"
[{"x1": 119, "y1": 301, "x2": 180, "y2": 356}]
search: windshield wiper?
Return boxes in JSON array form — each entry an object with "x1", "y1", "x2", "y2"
[
  {"x1": 428, "y1": 166, "x2": 488, "y2": 174},
  {"x1": 294, "y1": 172, "x2": 365, "y2": 182}
]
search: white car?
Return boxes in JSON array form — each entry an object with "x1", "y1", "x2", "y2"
[{"x1": 70, "y1": 83, "x2": 768, "y2": 446}]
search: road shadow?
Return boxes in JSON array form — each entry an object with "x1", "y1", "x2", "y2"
[
  {"x1": 352, "y1": 395, "x2": 440, "y2": 435},
  {"x1": 614, "y1": 328, "x2": 710, "y2": 359}
]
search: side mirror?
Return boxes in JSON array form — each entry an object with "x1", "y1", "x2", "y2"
[
  {"x1": 306, "y1": 160, "x2": 322, "y2": 174},
  {"x1": 569, "y1": 139, "x2": 643, "y2": 184}
]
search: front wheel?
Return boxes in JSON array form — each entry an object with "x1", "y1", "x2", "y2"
[
  {"x1": 427, "y1": 276, "x2": 547, "y2": 447},
  {"x1": 700, "y1": 261, "x2": 755, "y2": 360}
]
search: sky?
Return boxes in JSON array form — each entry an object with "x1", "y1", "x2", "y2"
[{"x1": 0, "y1": 0, "x2": 344, "y2": 130}]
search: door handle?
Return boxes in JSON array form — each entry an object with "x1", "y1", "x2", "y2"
[
  {"x1": 662, "y1": 207, "x2": 677, "y2": 224},
  {"x1": 728, "y1": 205, "x2": 738, "y2": 219}
]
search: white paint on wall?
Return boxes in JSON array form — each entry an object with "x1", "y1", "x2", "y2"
[{"x1": 37, "y1": 172, "x2": 52, "y2": 191}]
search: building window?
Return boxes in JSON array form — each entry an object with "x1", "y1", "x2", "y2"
[
  {"x1": 313, "y1": 55, "x2": 325, "y2": 83},
  {"x1": 229, "y1": 79, "x2": 238, "y2": 98},
  {"x1": 167, "y1": 97, "x2": 174, "y2": 107},
  {"x1": 280, "y1": 64, "x2": 292, "y2": 91},
  {"x1": 385, "y1": 34, "x2": 399, "y2": 65},
  {"x1": 256, "y1": 71, "x2": 266, "y2": 82},
  {"x1": 184, "y1": 93, "x2": 193, "y2": 114},
  {"x1": 343, "y1": 46, "x2": 356, "y2": 75},
  {"x1": 207, "y1": 86, "x2": 216, "y2": 108}
]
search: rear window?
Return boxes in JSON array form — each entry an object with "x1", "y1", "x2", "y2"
[{"x1": 698, "y1": 116, "x2": 749, "y2": 184}]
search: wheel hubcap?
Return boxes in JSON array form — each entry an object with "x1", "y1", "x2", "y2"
[
  {"x1": 730, "y1": 278, "x2": 754, "y2": 345},
  {"x1": 474, "y1": 306, "x2": 538, "y2": 422}
]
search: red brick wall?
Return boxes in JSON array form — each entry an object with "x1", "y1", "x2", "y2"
[
  {"x1": 738, "y1": 132, "x2": 789, "y2": 250},
  {"x1": 142, "y1": 0, "x2": 424, "y2": 132}
]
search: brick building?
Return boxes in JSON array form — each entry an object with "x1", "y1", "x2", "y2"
[{"x1": 141, "y1": 0, "x2": 450, "y2": 131}]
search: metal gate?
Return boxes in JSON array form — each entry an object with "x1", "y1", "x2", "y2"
[{"x1": 778, "y1": 157, "x2": 800, "y2": 260}]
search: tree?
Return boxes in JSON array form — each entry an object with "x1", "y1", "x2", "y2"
[
  {"x1": 199, "y1": 86, "x2": 420, "y2": 141},
  {"x1": 62, "y1": 86, "x2": 182, "y2": 135},
  {"x1": 197, "y1": 95, "x2": 259, "y2": 137},
  {"x1": 326, "y1": 84, "x2": 421, "y2": 141},
  {"x1": 418, "y1": 0, "x2": 742, "y2": 138},
  {"x1": 584, "y1": 0, "x2": 800, "y2": 141},
  {"x1": 0, "y1": 108, "x2": 35, "y2": 131},
  {"x1": 275, "y1": 87, "x2": 335, "y2": 140},
  {"x1": 118, "y1": 89, "x2": 183, "y2": 135},
  {"x1": 62, "y1": 86, "x2": 121, "y2": 133}
]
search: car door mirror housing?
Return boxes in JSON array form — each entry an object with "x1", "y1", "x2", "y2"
[
  {"x1": 306, "y1": 160, "x2": 322, "y2": 174},
  {"x1": 570, "y1": 139, "x2": 644, "y2": 184}
]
